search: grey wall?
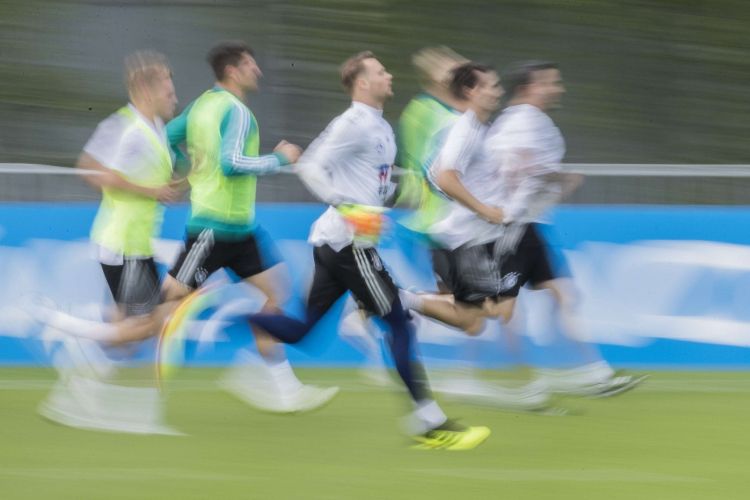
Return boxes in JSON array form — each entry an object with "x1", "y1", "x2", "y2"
[{"x1": 2, "y1": 0, "x2": 750, "y2": 202}]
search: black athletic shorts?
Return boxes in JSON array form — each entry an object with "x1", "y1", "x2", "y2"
[
  {"x1": 432, "y1": 224, "x2": 562, "y2": 304},
  {"x1": 169, "y1": 226, "x2": 281, "y2": 289},
  {"x1": 308, "y1": 244, "x2": 398, "y2": 317},
  {"x1": 432, "y1": 242, "x2": 505, "y2": 306},
  {"x1": 497, "y1": 224, "x2": 558, "y2": 298},
  {"x1": 101, "y1": 257, "x2": 160, "y2": 317}
]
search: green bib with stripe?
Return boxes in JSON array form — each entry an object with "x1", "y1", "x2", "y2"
[
  {"x1": 185, "y1": 89, "x2": 258, "y2": 236},
  {"x1": 397, "y1": 94, "x2": 458, "y2": 234}
]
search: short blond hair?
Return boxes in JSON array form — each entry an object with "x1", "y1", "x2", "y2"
[
  {"x1": 412, "y1": 46, "x2": 467, "y2": 87},
  {"x1": 340, "y1": 50, "x2": 376, "y2": 93},
  {"x1": 124, "y1": 50, "x2": 171, "y2": 94}
]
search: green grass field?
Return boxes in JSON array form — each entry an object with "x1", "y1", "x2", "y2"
[{"x1": 1, "y1": 368, "x2": 747, "y2": 500}]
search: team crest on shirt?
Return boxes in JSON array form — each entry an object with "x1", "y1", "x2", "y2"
[
  {"x1": 377, "y1": 164, "x2": 390, "y2": 181},
  {"x1": 377, "y1": 163, "x2": 391, "y2": 199},
  {"x1": 500, "y1": 272, "x2": 520, "y2": 291},
  {"x1": 370, "y1": 252, "x2": 384, "y2": 271}
]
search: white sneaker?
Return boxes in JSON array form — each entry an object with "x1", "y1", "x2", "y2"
[
  {"x1": 39, "y1": 376, "x2": 182, "y2": 435},
  {"x1": 219, "y1": 354, "x2": 339, "y2": 414},
  {"x1": 219, "y1": 375, "x2": 287, "y2": 413},
  {"x1": 435, "y1": 377, "x2": 551, "y2": 411},
  {"x1": 283, "y1": 384, "x2": 340, "y2": 413},
  {"x1": 219, "y1": 373, "x2": 339, "y2": 413},
  {"x1": 537, "y1": 365, "x2": 646, "y2": 398},
  {"x1": 579, "y1": 373, "x2": 648, "y2": 398}
]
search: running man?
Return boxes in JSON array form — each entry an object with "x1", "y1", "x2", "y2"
[
  {"x1": 337, "y1": 46, "x2": 467, "y2": 384},
  {"x1": 38, "y1": 51, "x2": 181, "y2": 342},
  {"x1": 402, "y1": 62, "x2": 506, "y2": 335},
  {"x1": 164, "y1": 41, "x2": 338, "y2": 413},
  {"x1": 38, "y1": 50, "x2": 182, "y2": 434},
  {"x1": 484, "y1": 60, "x2": 645, "y2": 396},
  {"x1": 245, "y1": 51, "x2": 491, "y2": 450}
]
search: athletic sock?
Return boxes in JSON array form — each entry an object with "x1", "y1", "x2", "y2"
[
  {"x1": 412, "y1": 399, "x2": 448, "y2": 434},
  {"x1": 265, "y1": 358, "x2": 303, "y2": 395},
  {"x1": 399, "y1": 289, "x2": 424, "y2": 313},
  {"x1": 42, "y1": 309, "x2": 120, "y2": 342}
]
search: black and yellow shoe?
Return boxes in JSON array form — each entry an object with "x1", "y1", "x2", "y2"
[{"x1": 412, "y1": 420, "x2": 491, "y2": 451}]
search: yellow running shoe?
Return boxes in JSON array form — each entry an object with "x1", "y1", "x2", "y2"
[{"x1": 412, "y1": 420, "x2": 491, "y2": 451}]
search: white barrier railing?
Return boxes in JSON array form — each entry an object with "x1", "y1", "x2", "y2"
[{"x1": 3, "y1": 163, "x2": 750, "y2": 177}]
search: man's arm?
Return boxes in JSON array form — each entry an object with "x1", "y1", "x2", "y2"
[
  {"x1": 431, "y1": 119, "x2": 503, "y2": 224},
  {"x1": 556, "y1": 171, "x2": 584, "y2": 198},
  {"x1": 295, "y1": 115, "x2": 359, "y2": 206},
  {"x1": 435, "y1": 169, "x2": 503, "y2": 224},
  {"x1": 77, "y1": 152, "x2": 177, "y2": 203},
  {"x1": 166, "y1": 102, "x2": 193, "y2": 176},
  {"x1": 220, "y1": 104, "x2": 300, "y2": 176},
  {"x1": 499, "y1": 149, "x2": 571, "y2": 223}
]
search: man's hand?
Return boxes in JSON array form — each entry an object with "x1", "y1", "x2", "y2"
[
  {"x1": 274, "y1": 140, "x2": 303, "y2": 164},
  {"x1": 562, "y1": 173, "x2": 584, "y2": 197},
  {"x1": 169, "y1": 177, "x2": 190, "y2": 193},
  {"x1": 478, "y1": 204, "x2": 504, "y2": 224},
  {"x1": 150, "y1": 184, "x2": 180, "y2": 203}
]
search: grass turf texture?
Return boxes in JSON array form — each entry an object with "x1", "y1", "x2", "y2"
[{"x1": 0, "y1": 368, "x2": 747, "y2": 500}]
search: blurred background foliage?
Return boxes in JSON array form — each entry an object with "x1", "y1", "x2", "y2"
[{"x1": 1, "y1": 0, "x2": 749, "y2": 167}]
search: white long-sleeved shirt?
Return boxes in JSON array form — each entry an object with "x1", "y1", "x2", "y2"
[
  {"x1": 220, "y1": 98, "x2": 289, "y2": 176},
  {"x1": 488, "y1": 103, "x2": 566, "y2": 224},
  {"x1": 298, "y1": 101, "x2": 397, "y2": 251}
]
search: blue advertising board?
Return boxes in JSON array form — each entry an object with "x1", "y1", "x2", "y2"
[{"x1": 1, "y1": 203, "x2": 748, "y2": 368}]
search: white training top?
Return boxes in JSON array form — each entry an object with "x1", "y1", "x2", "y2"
[
  {"x1": 427, "y1": 109, "x2": 505, "y2": 250},
  {"x1": 298, "y1": 101, "x2": 397, "y2": 251},
  {"x1": 487, "y1": 103, "x2": 566, "y2": 224},
  {"x1": 83, "y1": 104, "x2": 172, "y2": 264},
  {"x1": 84, "y1": 104, "x2": 171, "y2": 180}
]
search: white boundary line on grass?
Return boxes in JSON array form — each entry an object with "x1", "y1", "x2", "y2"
[
  {"x1": 1, "y1": 377, "x2": 749, "y2": 393},
  {"x1": 410, "y1": 467, "x2": 713, "y2": 483},
  {"x1": 0, "y1": 465, "x2": 711, "y2": 484},
  {"x1": 0, "y1": 466, "x2": 710, "y2": 484},
  {"x1": 0, "y1": 467, "x2": 254, "y2": 481}
]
